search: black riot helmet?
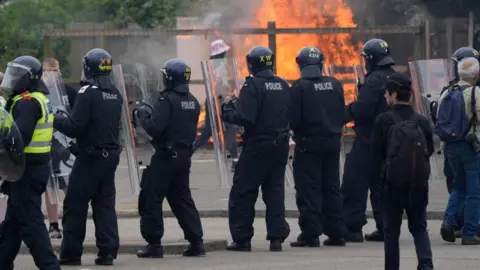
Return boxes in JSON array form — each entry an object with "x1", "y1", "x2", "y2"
[
  {"x1": 451, "y1": 47, "x2": 480, "y2": 62},
  {"x1": 83, "y1": 48, "x2": 113, "y2": 79},
  {"x1": 246, "y1": 46, "x2": 274, "y2": 75},
  {"x1": 161, "y1": 59, "x2": 191, "y2": 90},
  {"x1": 361, "y1": 39, "x2": 395, "y2": 71},
  {"x1": 1, "y1": 56, "x2": 42, "y2": 95},
  {"x1": 296, "y1": 46, "x2": 324, "y2": 77}
]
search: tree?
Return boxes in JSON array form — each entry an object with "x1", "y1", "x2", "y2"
[{"x1": 0, "y1": 0, "x2": 204, "y2": 74}]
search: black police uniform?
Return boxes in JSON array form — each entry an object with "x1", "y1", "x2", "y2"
[
  {"x1": 288, "y1": 47, "x2": 348, "y2": 248},
  {"x1": 135, "y1": 59, "x2": 205, "y2": 258},
  {"x1": 54, "y1": 49, "x2": 122, "y2": 266},
  {"x1": 372, "y1": 74, "x2": 434, "y2": 270},
  {"x1": 0, "y1": 56, "x2": 61, "y2": 270},
  {"x1": 222, "y1": 46, "x2": 291, "y2": 252},
  {"x1": 342, "y1": 39, "x2": 396, "y2": 242}
]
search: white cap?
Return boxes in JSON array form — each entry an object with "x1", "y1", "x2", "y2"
[{"x1": 210, "y1": 39, "x2": 230, "y2": 56}]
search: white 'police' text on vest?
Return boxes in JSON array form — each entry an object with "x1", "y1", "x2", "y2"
[
  {"x1": 265, "y1": 82, "x2": 283, "y2": 90},
  {"x1": 102, "y1": 92, "x2": 118, "y2": 100},
  {"x1": 314, "y1": 82, "x2": 333, "y2": 91},
  {"x1": 181, "y1": 101, "x2": 196, "y2": 110}
]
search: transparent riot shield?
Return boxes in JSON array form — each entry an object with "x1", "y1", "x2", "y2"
[
  {"x1": 409, "y1": 59, "x2": 452, "y2": 182},
  {"x1": 43, "y1": 71, "x2": 75, "y2": 204},
  {"x1": 201, "y1": 58, "x2": 243, "y2": 188},
  {"x1": 111, "y1": 64, "x2": 141, "y2": 195},
  {"x1": 124, "y1": 63, "x2": 156, "y2": 170},
  {"x1": 324, "y1": 65, "x2": 359, "y2": 178},
  {"x1": 0, "y1": 107, "x2": 25, "y2": 183}
]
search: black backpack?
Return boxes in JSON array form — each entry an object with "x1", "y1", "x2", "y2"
[{"x1": 385, "y1": 112, "x2": 429, "y2": 187}]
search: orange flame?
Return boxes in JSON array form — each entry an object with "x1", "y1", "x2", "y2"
[{"x1": 234, "y1": 0, "x2": 362, "y2": 78}]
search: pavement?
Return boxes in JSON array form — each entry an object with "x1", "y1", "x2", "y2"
[
  {"x1": 38, "y1": 148, "x2": 452, "y2": 220},
  {"x1": 15, "y1": 218, "x2": 480, "y2": 269}
]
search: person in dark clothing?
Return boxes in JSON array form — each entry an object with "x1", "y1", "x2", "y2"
[
  {"x1": 288, "y1": 46, "x2": 348, "y2": 248},
  {"x1": 372, "y1": 73, "x2": 434, "y2": 270},
  {"x1": 135, "y1": 59, "x2": 205, "y2": 259},
  {"x1": 342, "y1": 38, "x2": 396, "y2": 242},
  {"x1": 54, "y1": 49, "x2": 122, "y2": 266},
  {"x1": 222, "y1": 45, "x2": 291, "y2": 252},
  {"x1": 0, "y1": 55, "x2": 61, "y2": 270}
]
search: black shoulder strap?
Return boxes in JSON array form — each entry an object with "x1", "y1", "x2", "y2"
[{"x1": 470, "y1": 86, "x2": 477, "y2": 133}]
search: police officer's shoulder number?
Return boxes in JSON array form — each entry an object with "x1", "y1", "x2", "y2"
[{"x1": 78, "y1": 85, "x2": 98, "y2": 94}]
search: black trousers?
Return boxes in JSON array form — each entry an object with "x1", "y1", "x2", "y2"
[
  {"x1": 341, "y1": 137, "x2": 383, "y2": 232},
  {"x1": 228, "y1": 139, "x2": 290, "y2": 243},
  {"x1": 293, "y1": 135, "x2": 347, "y2": 239},
  {"x1": 383, "y1": 185, "x2": 433, "y2": 270},
  {"x1": 60, "y1": 151, "x2": 120, "y2": 259},
  {"x1": 139, "y1": 150, "x2": 203, "y2": 245},
  {"x1": 0, "y1": 163, "x2": 60, "y2": 270}
]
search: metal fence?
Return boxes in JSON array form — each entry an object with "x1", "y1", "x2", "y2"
[{"x1": 43, "y1": 21, "x2": 426, "y2": 83}]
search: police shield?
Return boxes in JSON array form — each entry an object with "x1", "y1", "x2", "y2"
[
  {"x1": 409, "y1": 59, "x2": 452, "y2": 182},
  {"x1": 43, "y1": 71, "x2": 75, "y2": 204},
  {"x1": 0, "y1": 107, "x2": 25, "y2": 183},
  {"x1": 111, "y1": 64, "x2": 141, "y2": 195},
  {"x1": 409, "y1": 59, "x2": 452, "y2": 118},
  {"x1": 123, "y1": 63, "x2": 156, "y2": 168},
  {"x1": 200, "y1": 58, "x2": 243, "y2": 188}
]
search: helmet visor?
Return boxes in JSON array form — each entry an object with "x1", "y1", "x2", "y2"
[
  {"x1": 0, "y1": 62, "x2": 31, "y2": 95},
  {"x1": 160, "y1": 68, "x2": 167, "y2": 90}
]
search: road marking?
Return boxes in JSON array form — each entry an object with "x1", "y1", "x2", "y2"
[{"x1": 117, "y1": 159, "x2": 215, "y2": 169}]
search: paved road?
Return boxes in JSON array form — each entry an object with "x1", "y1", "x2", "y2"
[
  {"x1": 15, "y1": 218, "x2": 480, "y2": 270},
  {"x1": 44, "y1": 148, "x2": 451, "y2": 213}
]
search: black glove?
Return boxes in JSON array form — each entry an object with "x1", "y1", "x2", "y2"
[
  {"x1": 135, "y1": 105, "x2": 152, "y2": 121},
  {"x1": 68, "y1": 141, "x2": 79, "y2": 157},
  {"x1": 0, "y1": 179, "x2": 10, "y2": 195}
]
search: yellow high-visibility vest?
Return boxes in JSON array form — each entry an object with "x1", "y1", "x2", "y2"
[{"x1": 9, "y1": 91, "x2": 54, "y2": 154}]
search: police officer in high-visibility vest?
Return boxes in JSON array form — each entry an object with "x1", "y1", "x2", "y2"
[{"x1": 0, "y1": 56, "x2": 60, "y2": 270}]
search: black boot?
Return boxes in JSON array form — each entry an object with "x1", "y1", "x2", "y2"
[
  {"x1": 270, "y1": 239, "x2": 283, "y2": 252},
  {"x1": 59, "y1": 257, "x2": 81, "y2": 266},
  {"x1": 440, "y1": 224, "x2": 456, "y2": 243},
  {"x1": 345, "y1": 231, "x2": 364, "y2": 243},
  {"x1": 364, "y1": 230, "x2": 384, "y2": 242},
  {"x1": 183, "y1": 241, "x2": 206, "y2": 257},
  {"x1": 95, "y1": 255, "x2": 114, "y2": 266},
  {"x1": 461, "y1": 236, "x2": 480, "y2": 245},
  {"x1": 226, "y1": 241, "x2": 252, "y2": 252},
  {"x1": 323, "y1": 237, "x2": 346, "y2": 247},
  {"x1": 137, "y1": 244, "x2": 164, "y2": 258},
  {"x1": 290, "y1": 234, "x2": 320, "y2": 247}
]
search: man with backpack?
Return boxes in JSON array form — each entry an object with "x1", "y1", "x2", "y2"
[
  {"x1": 372, "y1": 73, "x2": 434, "y2": 270},
  {"x1": 437, "y1": 57, "x2": 480, "y2": 245},
  {"x1": 431, "y1": 47, "x2": 480, "y2": 194}
]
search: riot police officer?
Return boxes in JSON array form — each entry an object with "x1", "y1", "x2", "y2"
[
  {"x1": 135, "y1": 59, "x2": 205, "y2": 258},
  {"x1": 342, "y1": 38, "x2": 396, "y2": 242},
  {"x1": 0, "y1": 56, "x2": 60, "y2": 269},
  {"x1": 431, "y1": 47, "x2": 480, "y2": 194},
  {"x1": 54, "y1": 48, "x2": 122, "y2": 266},
  {"x1": 289, "y1": 47, "x2": 348, "y2": 248},
  {"x1": 222, "y1": 45, "x2": 291, "y2": 252}
]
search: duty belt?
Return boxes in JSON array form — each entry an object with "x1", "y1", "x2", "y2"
[
  {"x1": 80, "y1": 146, "x2": 121, "y2": 158},
  {"x1": 243, "y1": 132, "x2": 290, "y2": 146},
  {"x1": 161, "y1": 142, "x2": 193, "y2": 158}
]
